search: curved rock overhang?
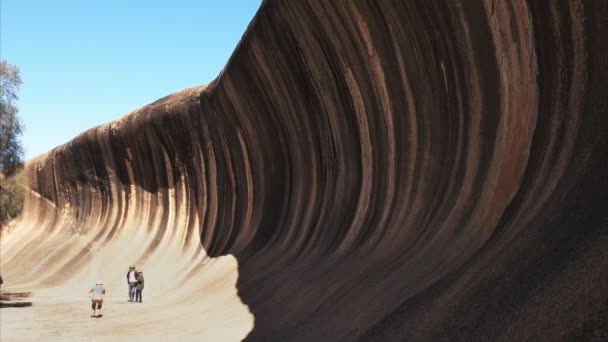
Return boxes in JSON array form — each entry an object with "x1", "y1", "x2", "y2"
[{"x1": 2, "y1": 1, "x2": 608, "y2": 340}]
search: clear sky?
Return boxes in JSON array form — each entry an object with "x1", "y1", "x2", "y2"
[{"x1": 1, "y1": 0, "x2": 261, "y2": 159}]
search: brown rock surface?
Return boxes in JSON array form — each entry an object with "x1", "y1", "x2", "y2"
[{"x1": 2, "y1": 1, "x2": 608, "y2": 341}]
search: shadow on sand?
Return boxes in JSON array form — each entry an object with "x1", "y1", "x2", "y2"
[{"x1": 0, "y1": 291, "x2": 33, "y2": 308}]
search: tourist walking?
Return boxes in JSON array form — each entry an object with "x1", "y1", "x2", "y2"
[
  {"x1": 126, "y1": 266, "x2": 137, "y2": 302},
  {"x1": 135, "y1": 270, "x2": 144, "y2": 303},
  {"x1": 89, "y1": 280, "x2": 106, "y2": 317}
]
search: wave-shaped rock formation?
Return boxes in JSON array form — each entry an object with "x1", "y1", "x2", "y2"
[{"x1": 2, "y1": 0, "x2": 608, "y2": 340}]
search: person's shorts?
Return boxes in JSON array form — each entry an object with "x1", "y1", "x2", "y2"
[{"x1": 91, "y1": 299, "x2": 103, "y2": 304}]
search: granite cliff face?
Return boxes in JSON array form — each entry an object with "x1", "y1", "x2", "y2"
[{"x1": 2, "y1": 0, "x2": 608, "y2": 340}]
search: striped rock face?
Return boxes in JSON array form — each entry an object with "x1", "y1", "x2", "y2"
[{"x1": 2, "y1": 1, "x2": 607, "y2": 340}]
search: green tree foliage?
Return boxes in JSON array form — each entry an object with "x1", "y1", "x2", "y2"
[
  {"x1": 1, "y1": 173, "x2": 25, "y2": 226},
  {"x1": 1, "y1": 60, "x2": 25, "y2": 226},
  {"x1": 1, "y1": 59, "x2": 24, "y2": 176}
]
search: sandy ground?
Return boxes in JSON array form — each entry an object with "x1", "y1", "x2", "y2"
[
  {"x1": 0, "y1": 255, "x2": 253, "y2": 341},
  {"x1": 0, "y1": 216, "x2": 254, "y2": 341}
]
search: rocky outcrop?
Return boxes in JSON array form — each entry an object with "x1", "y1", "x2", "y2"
[{"x1": 2, "y1": 0, "x2": 608, "y2": 340}]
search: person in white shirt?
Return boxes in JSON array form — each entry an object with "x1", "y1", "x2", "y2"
[
  {"x1": 126, "y1": 266, "x2": 137, "y2": 302},
  {"x1": 89, "y1": 280, "x2": 106, "y2": 317}
]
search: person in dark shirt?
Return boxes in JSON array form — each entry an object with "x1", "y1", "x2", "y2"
[{"x1": 135, "y1": 270, "x2": 145, "y2": 303}]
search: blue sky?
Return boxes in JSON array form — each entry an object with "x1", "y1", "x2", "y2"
[{"x1": 1, "y1": 1, "x2": 261, "y2": 159}]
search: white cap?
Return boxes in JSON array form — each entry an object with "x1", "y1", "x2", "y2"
[{"x1": 96, "y1": 280, "x2": 103, "y2": 285}]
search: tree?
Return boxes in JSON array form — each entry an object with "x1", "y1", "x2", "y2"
[
  {"x1": 1, "y1": 59, "x2": 24, "y2": 176},
  {"x1": 1, "y1": 60, "x2": 24, "y2": 226}
]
